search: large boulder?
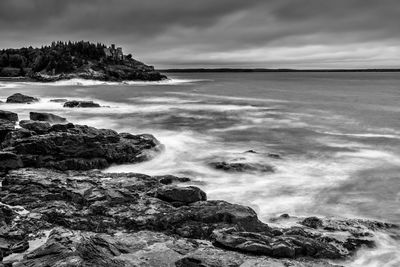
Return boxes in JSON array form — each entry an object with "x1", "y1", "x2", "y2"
[
  {"x1": 63, "y1": 100, "x2": 101, "y2": 108},
  {"x1": 2, "y1": 123, "x2": 161, "y2": 170},
  {"x1": 29, "y1": 112, "x2": 67, "y2": 123},
  {"x1": 0, "y1": 110, "x2": 18, "y2": 122},
  {"x1": 6, "y1": 93, "x2": 39, "y2": 103},
  {"x1": 155, "y1": 186, "x2": 206, "y2": 206}
]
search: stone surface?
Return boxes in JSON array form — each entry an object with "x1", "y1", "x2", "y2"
[
  {"x1": 29, "y1": 112, "x2": 67, "y2": 123},
  {"x1": 0, "y1": 152, "x2": 23, "y2": 171},
  {"x1": 0, "y1": 110, "x2": 18, "y2": 122},
  {"x1": 49, "y1": 99, "x2": 68, "y2": 103},
  {"x1": 19, "y1": 120, "x2": 51, "y2": 134},
  {"x1": 63, "y1": 100, "x2": 101, "y2": 108},
  {"x1": 155, "y1": 186, "x2": 207, "y2": 206},
  {"x1": 209, "y1": 161, "x2": 275, "y2": 173},
  {"x1": 0, "y1": 123, "x2": 162, "y2": 170},
  {"x1": 6, "y1": 93, "x2": 39, "y2": 104},
  {"x1": 0, "y1": 168, "x2": 387, "y2": 266}
]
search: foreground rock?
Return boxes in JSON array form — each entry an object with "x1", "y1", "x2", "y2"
[
  {"x1": 0, "y1": 122, "x2": 161, "y2": 170},
  {"x1": 209, "y1": 161, "x2": 275, "y2": 173},
  {"x1": 6, "y1": 93, "x2": 39, "y2": 103},
  {"x1": 4, "y1": 227, "x2": 339, "y2": 267},
  {"x1": 63, "y1": 100, "x2": 101, "y2": 108},
  {"x1": 0, "y1": 168, "x2": 390, "y2": 266},
  {"x1": 29, "y1": 112, "x2": 67, "y2": 123},
  {"x1": 0, "y1": 110, "x2": 18, "y2": 122}
]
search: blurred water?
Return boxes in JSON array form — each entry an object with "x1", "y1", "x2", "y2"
[{"x1": 1, "y1": 72, "x2": 399, "y2": 266}]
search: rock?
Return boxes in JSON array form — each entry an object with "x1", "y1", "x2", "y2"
[
  {"x1": 29, "y1": 112, "x2": 67, "y2": 123},
  {"x1": 155, "y1": 175, "x2": 191, "y2": 185},
  {"x1": 63, "y1": 100, "x2": 101, "y2": 108},
  {"x1": 0, "y1": 110, "x2": 18, "y2": 122},
  {"x1": 19, "y1": 120, "x2": 51, "y2": 134},
  {"x1": 1, "y1": 123, "x2": 161, "y2": 170},
  {"x1": 0, "y1": 152, "x2": 23, "y2": 171},
  {"x1": 209, "y1": 161, "x2": 274, "y2": 173},
  {"x1": 0, "y1": 119, "x2": 16, "y2": 143},
  {"x1": 6, "y1": 93, "x2": 39, "y2": 103},
  {"x1": 301, "y1": 217, "x2": 323, "y2": 229},
  {"x1": 7, "y1": 228, "x2": 339, "y2": 267},
  {"x1": 0, "y1": 168, "x2": 388, "y2": 264},
  {"x1": 155, "y1": 186, "x2": 206, "y2": 206},
  {"x1": 49, "y1": 99, "x2": 68, "y2": 103}
]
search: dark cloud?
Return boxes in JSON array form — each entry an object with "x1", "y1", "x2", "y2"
[{"x1": 0, "y1": 0, "x2": 399, "y2": 68}]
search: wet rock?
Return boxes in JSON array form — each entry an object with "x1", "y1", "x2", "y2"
[
  {"x1": 155, "y1": 175, "x2": 191, "y2": 185},
  {"x1": 8, "y1": 228, "x2": 339, "y2": 267},
  {"x1": 301, "y1": 217, "x2": 323, "y2": 229},
  {"x1": 63, "y1": 100, "x2": 101, "y2": 108},
  {"x1": 6, "y1": 93, "x2": 39, "y2": 104},
  {"x1": 209, "y1": 161, "x2": 274, "y2": 173},
  {"x1": 49, "y1": 99, "x2": 68, "y2": 103},
  {"x1": 0, "y1": 119, "x2": 16, "y2": 143},
  {"x1": 155, "y1": 186, "x2": 206, "y2": 206},
  {"x1": 19, "y1": 120, "x2": 51, "y2": 134},
  {"x1": 0, "y1": 110, "x2": 18, "y2": 122},
  {"x1": 29, "y1": 112, "x2": 67, "y2": 123},
  {"x1": 0, "y1": 152, "x2": 23, "y2": 171},
  {"x1": 1, "y1": 123, "x2": 161, "y2": 170}
]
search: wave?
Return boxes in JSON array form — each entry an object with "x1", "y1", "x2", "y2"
[
  {"x1": 319, "y1": 131, "x2": 400, "y2": 139},
  {"x1": 14, "y1": 78, "x2": 209, "y2": 87}
]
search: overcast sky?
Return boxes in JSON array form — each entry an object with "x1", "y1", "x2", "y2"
[{"x1": 0, "y1": 0, "x2": 399, "y2": 69}]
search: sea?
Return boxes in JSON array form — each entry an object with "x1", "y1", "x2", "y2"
[{"x1": 1, "y1": 72, "x2": 399, "y2": 266}]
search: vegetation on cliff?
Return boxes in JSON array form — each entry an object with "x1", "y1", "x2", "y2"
[{"x1": 0, "y1": 41, "x2": 166, "y2": 81}]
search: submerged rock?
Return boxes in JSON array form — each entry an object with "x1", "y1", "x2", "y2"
[
  {"x1": 0, "y1": 110, "x2": 18, "y2": 122},
  {"x1": 63, "y1": 100, "x2": 101, "y2": 108},
  {"x1": 6, "y1": 93, "x2": 39, "y2": 103},
  {"x1": 209, "y1": 161, "x2": 274, "y2": 173},
  {"x1": 49, "y1": 98, "x2": 68, "y2": 103},
  {"x1": 29, "y1": 112, "x2": 67, "y2": 123}
]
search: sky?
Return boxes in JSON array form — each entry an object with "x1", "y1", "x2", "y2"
[{"x1": 0, "y1": 0, "x2": 399, "y2": 69}]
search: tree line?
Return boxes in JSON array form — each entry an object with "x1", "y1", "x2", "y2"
[{"x1": 0, "y1": 41, "x2": 108, "y2": 74}]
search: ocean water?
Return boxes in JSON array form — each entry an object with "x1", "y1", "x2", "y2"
[{"x1": 1, "y1": 72, "x2": 399, "y2": 266}]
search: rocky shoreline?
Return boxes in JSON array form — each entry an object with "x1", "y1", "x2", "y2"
[{"x1": 0, "y1": 94, "x2": 398, "y2": 266}]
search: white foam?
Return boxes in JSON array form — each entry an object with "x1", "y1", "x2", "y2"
[{"x1": 13, "y1": 78, "x2": 209, "y2": 87}]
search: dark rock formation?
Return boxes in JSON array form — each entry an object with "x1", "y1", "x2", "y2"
[
  {"x1": 19, "y1": 120, "x2": 51, "y2": 134},
  {"x1": 0, "y1": 152, "x2": 22, "y2": 171},
  {"x1": 3, "y1": 228, "x2": 339, "y2": 267},
  {"x1": 6, "y1": 93, "x2": 39, "y2": 103},
  {"x1": 0, "y1": 122, "x2": 161, "y2": 170},
  {"x1": 49, "y1": 99, "x2": 68, "y2": 103},
  {"x1": 209, "y1": 161, "x2": 275, "y2": 173},
  {"x1": 63, "y1": 100, "x2": 101, "y2": 108},
  {"x1": 155, "y1": 174, "x2": 191, "y2": 185},
  {"x1": 155, "y1": 186, "x2": 207, "y2": 206},
  {"x1": 0, "y1": 168, "x2": 387, "y2": 266},
  {"x1": 29, "y1": 112, "x2": 67, "y2": 123},
  {"x1": 0, "y1": 110, "x2": 18, "y2": 122}
]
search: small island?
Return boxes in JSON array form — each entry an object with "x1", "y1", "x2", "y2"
[{"x1": 0, "y1": 41, "x2": 167, "y2": 82}]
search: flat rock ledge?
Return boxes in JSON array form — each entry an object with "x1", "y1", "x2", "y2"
[
  {"x1": 0, "y1": 168, "x2": 396, "y2": 266},
  {"x1": 0, "y1": 119, "x2": 162, "y2": 171}
]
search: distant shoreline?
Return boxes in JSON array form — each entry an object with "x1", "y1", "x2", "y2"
[{"x1": 160, "y1": 68, "x2": 400, "y2": 73}]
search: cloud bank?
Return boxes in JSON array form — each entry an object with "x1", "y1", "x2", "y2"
[{"x1": 0, "y1": 0, "x2": 399, "y2": 68}]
